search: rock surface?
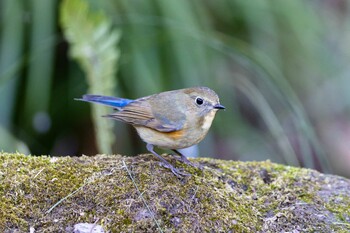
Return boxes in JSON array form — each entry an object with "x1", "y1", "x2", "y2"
[{"x1": 1, "y1": 153, "x2": 350, "y2": 232}]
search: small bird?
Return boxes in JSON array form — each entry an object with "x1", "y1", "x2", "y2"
[{"x1": 76, "y1": 87, "x2": 225, "y2": 177}]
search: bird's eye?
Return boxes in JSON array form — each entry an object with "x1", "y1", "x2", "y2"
[{"x1": 195, "y1": 97, "x2": 204, "y2": 105}]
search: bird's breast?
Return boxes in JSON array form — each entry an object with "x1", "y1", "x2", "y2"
[
  {"x1": 134, "y1": 126, "x2": 189, "y2": 149},
  {"x1": 134, "y1": 110, "x2": 218, "y2": 149},
  {"x1": 165, "y1": 130, "x2": 184, "y2": 140}
]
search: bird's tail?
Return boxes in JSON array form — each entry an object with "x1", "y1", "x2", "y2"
[{"x1": 75, "y1": 95, "x2": 133, "y2": 108}]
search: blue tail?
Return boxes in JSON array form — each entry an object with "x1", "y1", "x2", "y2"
[{"x1": 76, "y1": 94, "x2": 134, "y2": 108}]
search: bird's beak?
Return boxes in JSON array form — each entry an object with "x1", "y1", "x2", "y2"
[{"x1": 214, "y1": 104, "x2": 225, "y2": 110}]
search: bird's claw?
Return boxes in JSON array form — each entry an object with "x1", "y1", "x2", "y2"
[
  {"x1": 159, "y1": 162, "x2": 191, "y2": 178},
  {"x1": 172, "y1": 150, "x2": 203, "y2": 170},
  {"x1": 176, "y1": 156, "x2": 203, "y2": 170}
]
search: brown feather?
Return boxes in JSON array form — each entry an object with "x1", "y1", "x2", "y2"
[{"x1": 106, "y1": 99, "x2": 181, "y2": 132}]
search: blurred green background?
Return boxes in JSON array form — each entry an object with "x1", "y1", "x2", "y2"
[{"x1": 1, "y1": 0, "x2": 350, "y2": 177}]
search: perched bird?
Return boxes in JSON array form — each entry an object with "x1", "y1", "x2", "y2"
[{"x1": 76, "y1": 87, "x2": 225, "y2": 177}]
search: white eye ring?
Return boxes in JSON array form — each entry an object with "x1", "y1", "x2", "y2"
[{"x1": 195, "y1": 97, "x2": 204, "y2": 105}]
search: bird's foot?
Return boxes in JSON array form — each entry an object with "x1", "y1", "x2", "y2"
[
  {"x1": 159, "y1": 162, "x2": 191, "y2": 178},
  {"x1": 176, "y1": 156, "x2": 203, "y2": 170},
  {"x1": 146, "y1": 144, "x2": 191, "y2": 178},
  {"x1": 172, "y1": 151, "x2": 203, "y2": 170},
  {"x1": 172, "y1": 149, "x2": 203, "y2": 170}
]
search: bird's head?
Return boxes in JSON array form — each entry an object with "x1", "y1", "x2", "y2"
[{"x1": 183, "y1": 86, "x2": 225, "y2": 117}]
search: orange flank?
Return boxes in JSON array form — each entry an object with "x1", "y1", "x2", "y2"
[{"x1": 165, "y1": 129, "x2": 184, "y2": 140}]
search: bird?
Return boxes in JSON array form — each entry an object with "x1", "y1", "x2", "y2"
[{"x1": 76, "y1": 87, "x2": 225, "y2": 177}]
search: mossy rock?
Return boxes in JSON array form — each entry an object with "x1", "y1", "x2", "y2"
[{"x1": 1, "y1": 152, "x2": 350, "y2": 232}]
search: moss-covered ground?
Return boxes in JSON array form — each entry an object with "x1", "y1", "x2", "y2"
[{"x1": 1, "y1": 152, "x2": 349, "y2": 232}]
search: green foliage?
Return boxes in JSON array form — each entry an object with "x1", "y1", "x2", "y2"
[
  {"x1": 1, "y1": 0, "x2": 350, "y2": 176},
  {"x1": 0, "y1": 0, "x2": 25, "y2": 151},
  {"x1": 22, "y1": 0, "x2": 55, "y2": 135},
  {"x1": 60, "y1": 0, "x2": 121, "y2": 153}
]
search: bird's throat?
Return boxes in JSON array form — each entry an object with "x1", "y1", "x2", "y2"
[{"x1": 200, "y1": 111, "x2": 216, "y2": 130}]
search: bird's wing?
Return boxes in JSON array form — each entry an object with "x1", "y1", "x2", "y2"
[{"x1": 105, "y1": 98, "x2": 185, "y2": 132}]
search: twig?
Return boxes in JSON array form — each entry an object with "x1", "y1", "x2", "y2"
[
  {"x1": 45, "y1": 166, "x2": 122, "y2": 214},
  {"x1": 122, "y1": 160, "x2": 164, "y2": 233},
  {"x1": 191, "y1": 186, "x2": 199, "y2": 200},
  {"x1": 46, "y1": 182, "x2": 89, "y2": 214},
  {"x1": 33, "y1": 168, "x2": 45, "y2": 179},
  {"x1": 90, "y1": 218, "x2": 100, "y2": 233}
]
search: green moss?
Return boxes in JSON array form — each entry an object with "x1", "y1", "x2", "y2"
[
  {"x1": 325, "y1": 195, "x2": 350, "y2": 222},
  {"x1": 0, "y1": 152, "x2": 349, "y2": 232}
]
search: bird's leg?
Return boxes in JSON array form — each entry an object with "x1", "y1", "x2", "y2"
[
  {"x1": 172, "y1": 149, "x2": 203, "y2": 170},
  {"x1": 146, "y1": 144, "x2": 190, "y2": 178}
]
